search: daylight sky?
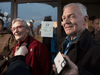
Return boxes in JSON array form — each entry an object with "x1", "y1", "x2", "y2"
[{"x1": 0, "y1": 2, "x2": 57, "y2": 28}]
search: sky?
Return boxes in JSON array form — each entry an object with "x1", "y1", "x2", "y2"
[{"x1": 0, "y1": 2, "x2": 57, "y2": 28}]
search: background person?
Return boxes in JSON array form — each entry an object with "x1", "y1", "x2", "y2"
[
  {"x1": 91, "y1": 17, "x2": 100, "y2": 39},
  {"x1": 27, "y1": 21, "x2": 35, "y2": 37},
  {"x1": 0, "y1": 19, "x2": 17, "y2": 59},
  {"x1": 52, "y1": 3, "x2": 100, "y2": 75},
  {"x1": 11, "y1": 18, "x2": 51, "y2": 75},
  {"x1": 0, "y1": 19, "x2": 17, "y2": 75}
]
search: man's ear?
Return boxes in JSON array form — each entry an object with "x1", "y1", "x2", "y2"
[{"x1": 83, "y1": 16, "x2": 88, "y2": 25}]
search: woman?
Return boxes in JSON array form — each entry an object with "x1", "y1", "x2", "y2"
[{"x1": 11, "y1": 18, "x2": 51, "y2": 75}]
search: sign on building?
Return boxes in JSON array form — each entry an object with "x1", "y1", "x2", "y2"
[{"x1": 41, "y1": 21, "x2": 53, "y2": 37}]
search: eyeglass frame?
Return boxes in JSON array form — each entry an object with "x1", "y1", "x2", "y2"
[{"x1": 10, "y1": 25, "x2": 25, "y2": 32}]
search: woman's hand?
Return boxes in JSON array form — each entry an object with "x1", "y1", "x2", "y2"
[{"x1": 14, "y1": 46, "x2": 28, "y2": 56}]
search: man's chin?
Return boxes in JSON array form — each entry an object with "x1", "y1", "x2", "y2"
[{"x1": 66, "y1": 31, "x2": 74, "y2": 35}]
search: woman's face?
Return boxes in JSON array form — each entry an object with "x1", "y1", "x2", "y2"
[{"x1": 11, "y1": 21, "x2": 29, "y2": 41}]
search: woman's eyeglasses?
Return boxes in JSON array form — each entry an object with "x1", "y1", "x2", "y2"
[{"x1": 10, "y1": 25, "x2": 25, "y2": 32}]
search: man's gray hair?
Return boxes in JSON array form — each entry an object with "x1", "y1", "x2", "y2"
[{"x1": 63, "y1": 3, "x2": 88, "y2": 17}]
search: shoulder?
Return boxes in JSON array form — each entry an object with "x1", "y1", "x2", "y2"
[
  {"x1": 30, "y1": 37, "x2": 45, "y2": 46},
  {"x1": 29, "y1": 37, "x2": 49, "y2": 53},
  {"x1": 9, "y1": 34, "x2": 15, "y2": 38},
  {"x1": 2, "y1": 34, "x2": 14, "y2": 40},
  {"x1": 77, "y1": 29, "x2": 100, "y2": 53},
  {"x1": 89, "y1": 40, "x2": 100, "y2": 62},
  {"x1": 92, "y1": 39, "x2": 100, "y2": 47},
  {"x1": 87, "y1": 39, "x2": 100, "y2": 56}
]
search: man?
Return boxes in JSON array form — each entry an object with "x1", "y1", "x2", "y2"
[
  {"x1": 52, "y1": 3, "x2": 100, "y2": 75},
  {"x1": 91, "y1": 17, "x2": 100, "y2": 39},
  {"x1": 0, "y1": 19, "x2": 17, "y2": 75}
]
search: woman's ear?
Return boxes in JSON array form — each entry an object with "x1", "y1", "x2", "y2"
[{"x1": 26, "y1": 29, "x2": 29, "y2": 33}]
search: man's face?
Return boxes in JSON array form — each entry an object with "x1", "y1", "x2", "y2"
[
  {"x1": 92, "y1": 19, "x2": 100, "y2": 31},
  {"x1": 11, "y1": 21, "x2": 29, "y2": 41},
  {"x1": 0, "y1": 20, "x2": 4, "y2": 32},
  {"x1": 62, "y1": 5, "x2": 86, "y2": 36}
]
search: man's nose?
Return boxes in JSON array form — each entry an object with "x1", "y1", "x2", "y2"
[{"x1": 63, "y1": 18, "x2": 70, "y2": 25}]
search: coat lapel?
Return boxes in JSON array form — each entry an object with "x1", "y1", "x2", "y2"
[
  {"x1": 25, "y1": 37, "x2": 38, "y2": 65},
  {"x1": 67, "y1": 42, "x2": 77, "y2": 63},
  {"x1": 67, "y1": 48, "x2": 77, "y2": 63},
  {"x1": 67, "y1": 29, "x2": 92, "y2": 63}
]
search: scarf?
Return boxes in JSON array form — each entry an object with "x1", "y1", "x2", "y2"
[{"x1": 14, "y1": 35, "x2": 30, "y2": 56}]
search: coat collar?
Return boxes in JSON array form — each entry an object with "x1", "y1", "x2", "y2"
[
  {"x1": 62, "y1": 29, "x2": 92, "y2": 52},
  {"x1": 30, "y1": 36, "x2": 39, "y2": 45},
  {"x1": 77, "y1": 29, "x2": 92, "y2": 51}
]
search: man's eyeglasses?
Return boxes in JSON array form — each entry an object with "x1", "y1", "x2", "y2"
[{"x1": 10, "y1": 25, "x2": 25, "y2": 32}]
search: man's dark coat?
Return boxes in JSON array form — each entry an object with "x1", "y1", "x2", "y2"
[{"x1": 57, "y1": 29, "x2": 100, "y2": 75}]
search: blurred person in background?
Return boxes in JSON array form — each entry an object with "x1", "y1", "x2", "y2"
[
  {"x1": 11, "y1": 18, "x2": 51, "y2": 75},
  {"x1": 27, "y1": 19, "x2": 35, "y2": 37},
  {"x1": 0, "y1": 19, "x2": 17, "y2": 75},
  {"x1": 91, "y1": 17, "x2": 100, "y2": 39}
]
